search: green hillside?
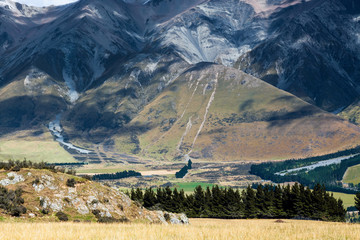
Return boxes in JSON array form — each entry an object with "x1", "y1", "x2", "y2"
[{"x1": 115, "y1": 64, "x2": 360, "y2": 162}]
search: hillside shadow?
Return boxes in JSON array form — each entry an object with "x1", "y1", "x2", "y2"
[
  {"x1": 239, "y1": 99, "x2": 254, "y2": 112},
  {"x1": 182, "y1": 62, "x2": 218, "y2": 75},
  {"x1": 269, "y1": 95, "x2": 294, "y2": 104},
  {"x1": 266, "y1": 105, "x2": 320, "y2": 128},
  {"x1": 0, "y1": 95, "x2": 67, "y2": 137}
]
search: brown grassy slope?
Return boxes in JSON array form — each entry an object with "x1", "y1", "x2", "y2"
[
  {"x1": 1, "y1": 219, "x2": 360, "y2": 240},
  {"x1": 117, "y1": 64, "x2": 360, "y2": 161}
]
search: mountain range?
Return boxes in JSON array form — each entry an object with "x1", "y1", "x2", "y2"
[{"x1": 1, "y1": 0, "x2": 360, "y2": 162}]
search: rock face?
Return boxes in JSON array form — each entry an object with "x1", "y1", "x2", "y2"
[
  {"x1": 1, "y1": 0, "x2": 359, "y2": 111},
  {"x1": 0, "y1": 169, "x2": 188, "y2": 224},
  {"x1": 0, "y1": 0, "x2": 360, "y2": 161}
]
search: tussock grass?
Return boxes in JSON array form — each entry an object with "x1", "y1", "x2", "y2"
[{"x1": 1, "y1": 219, "x2": 360, "y2": 240}]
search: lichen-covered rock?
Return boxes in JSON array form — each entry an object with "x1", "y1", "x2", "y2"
[
  {"x1": 40, "y1": 197, "x2": 64, "y2": 212},
  {"x1": 33, "y1": 183, "x2": 45, "y2": 192},
  {"x1": 156, "y1": 211, "x2": 168, "y2": 225},
  {"x1": 0, "y1": 172, "x2": 25, "y2": 186},
  {"x1": 179, "y1": 213, "x2": 189, "y2": 224}
]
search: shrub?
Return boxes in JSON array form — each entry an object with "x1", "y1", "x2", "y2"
[
  {"x1": 12, "y1": 166, "x2": 21, "y2": 172},
  {"x1": 164, "y1": 213, "x2": 171, "y2": 222},
  {"x1": 56, "y1": 211, "x2": 68, "y2": 221},
  {"x1": 92, "y1": 209, "x2": 101, "y2": 218},
  {"x1": 97, "y1": 216, "x2": 118, "y2": 223},
  {"x1": 97, "y1": 216, "x2": 129, "y2": 223},
  {"x1": 32, "y1": 178, "x2": 40, "y2": 185},
  {"x1": 0, "y1": 160, "x2": 77, "y2": 176},
  {"x1": 66, "y1": 169, "x2": 76, "y2": 175},
  {"x1": 118, "y1": 204, "x2": 124, "y2": 211},
  {"x1": 10, "y1": 206, "x2": 27, "y2": 217},
  {"x1": 39, "y1": 198, "x2": 45, "y2": 207},
  {"x1": 79, "y1": 175, "x2": 92, "y2": 181},
  {"x1": 41, "y1": 209, "x2": 49, "y2": 215},
  {"x1": 66, "y1": 178, "x2": 76, "y2": 187},
  {"x1": 0, "y1": 186, "x2": 26, "y2": 217}
]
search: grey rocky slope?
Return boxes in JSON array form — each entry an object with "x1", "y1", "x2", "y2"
[
  {"x1": 1, "y1": 0, "x2": 360, "y2": 111},
  {"x1": 0, "y1": 0, "x2": 360, "y2": 161}
]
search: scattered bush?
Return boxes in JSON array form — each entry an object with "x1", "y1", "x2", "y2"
[
  {"x1": 118, "y1": 204, "x2": 124, "y2": 211},
  {"x1": 79, "y1": 175, "x2": 92, "y2": 181},
  {"x1": 55, "y1": 211, "x2": 68, "y2": 221},
  {"x1": 96, "y1": 216, "x2": 119, "y2": 223},
  {"x1": 91, "y1": 209, "x2": 128, "y2": 223},
  {"x1": 41, "y1": 209, "x2": 49, "y2": 215},
  {"x1": 0, "y1": 186, "x2": 27, "y2": 217},
  {"x1": 11, "y1": 166, "x2": 21, "y2": 172},
  {"x1": 10, "y1": 206, "x2": 27, "y2": 217},
  {"x1": 32, "y1": 178, "x2": 40, "y2": 185},
  {"x1": 92, "y1": 209, "x2": 101, "y2": 217},
  {"x1": 39, "y1": 198, "x2": 45, "y2": 207},
  {"x1": 0, "y1": 159, "x2": 77, "y2": 176},
  {"x1": 164, "y1": 213, "x2": 170, "y2": 222},
  {"x1": 66, "y1": 169, "x2": 76, "y2": 175},
  {"x1": 66, "y1": 178, "x2": 76, "y2": 188}
]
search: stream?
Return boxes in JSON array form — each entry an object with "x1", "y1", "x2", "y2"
[
  {"x1": 48, "y1": 114, "x2": 92, "y2": 154},
  {"x1": 275, "y1": 154, "x2": 359, "y2": 176}
]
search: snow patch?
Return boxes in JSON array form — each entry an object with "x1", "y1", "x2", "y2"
[
  {"x1": 78, "y1": 5, "x2": 103, "y2": 19},
  {"x1": 145, "y1": 61, "x2": 158, "y2": 73},
  {"x1": 242, "y1": 0, "x2": 311, "y2": 17}
]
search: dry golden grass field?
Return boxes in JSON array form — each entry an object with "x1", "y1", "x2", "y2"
[{"x1": 1, "y1": 219, "x2": 360, "y2": 240}]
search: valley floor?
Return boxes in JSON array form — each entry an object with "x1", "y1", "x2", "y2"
[{"x1": 1, "y1": 218, "x2": 360, "y2": 240}]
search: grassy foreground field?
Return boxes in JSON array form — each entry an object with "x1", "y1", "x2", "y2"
[{"x1": 1, "y1": 219, "x2": 360, "y2": 240}]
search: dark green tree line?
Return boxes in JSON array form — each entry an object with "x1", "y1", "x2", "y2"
[
  {"x1": 93, "y1": 170, "x2": 141, "y2": 180},
  {"x1": 131, "y1": 183, "x2": 345, "y2": 222}
]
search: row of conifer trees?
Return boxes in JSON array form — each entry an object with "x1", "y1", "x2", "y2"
[{"x1": 130, "y1": 183, "x2": 346, "y2": 222}]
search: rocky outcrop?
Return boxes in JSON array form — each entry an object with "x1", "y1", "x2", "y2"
[{"x1": 0, "y1": 169, "x2": 188, "y2": 224}]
